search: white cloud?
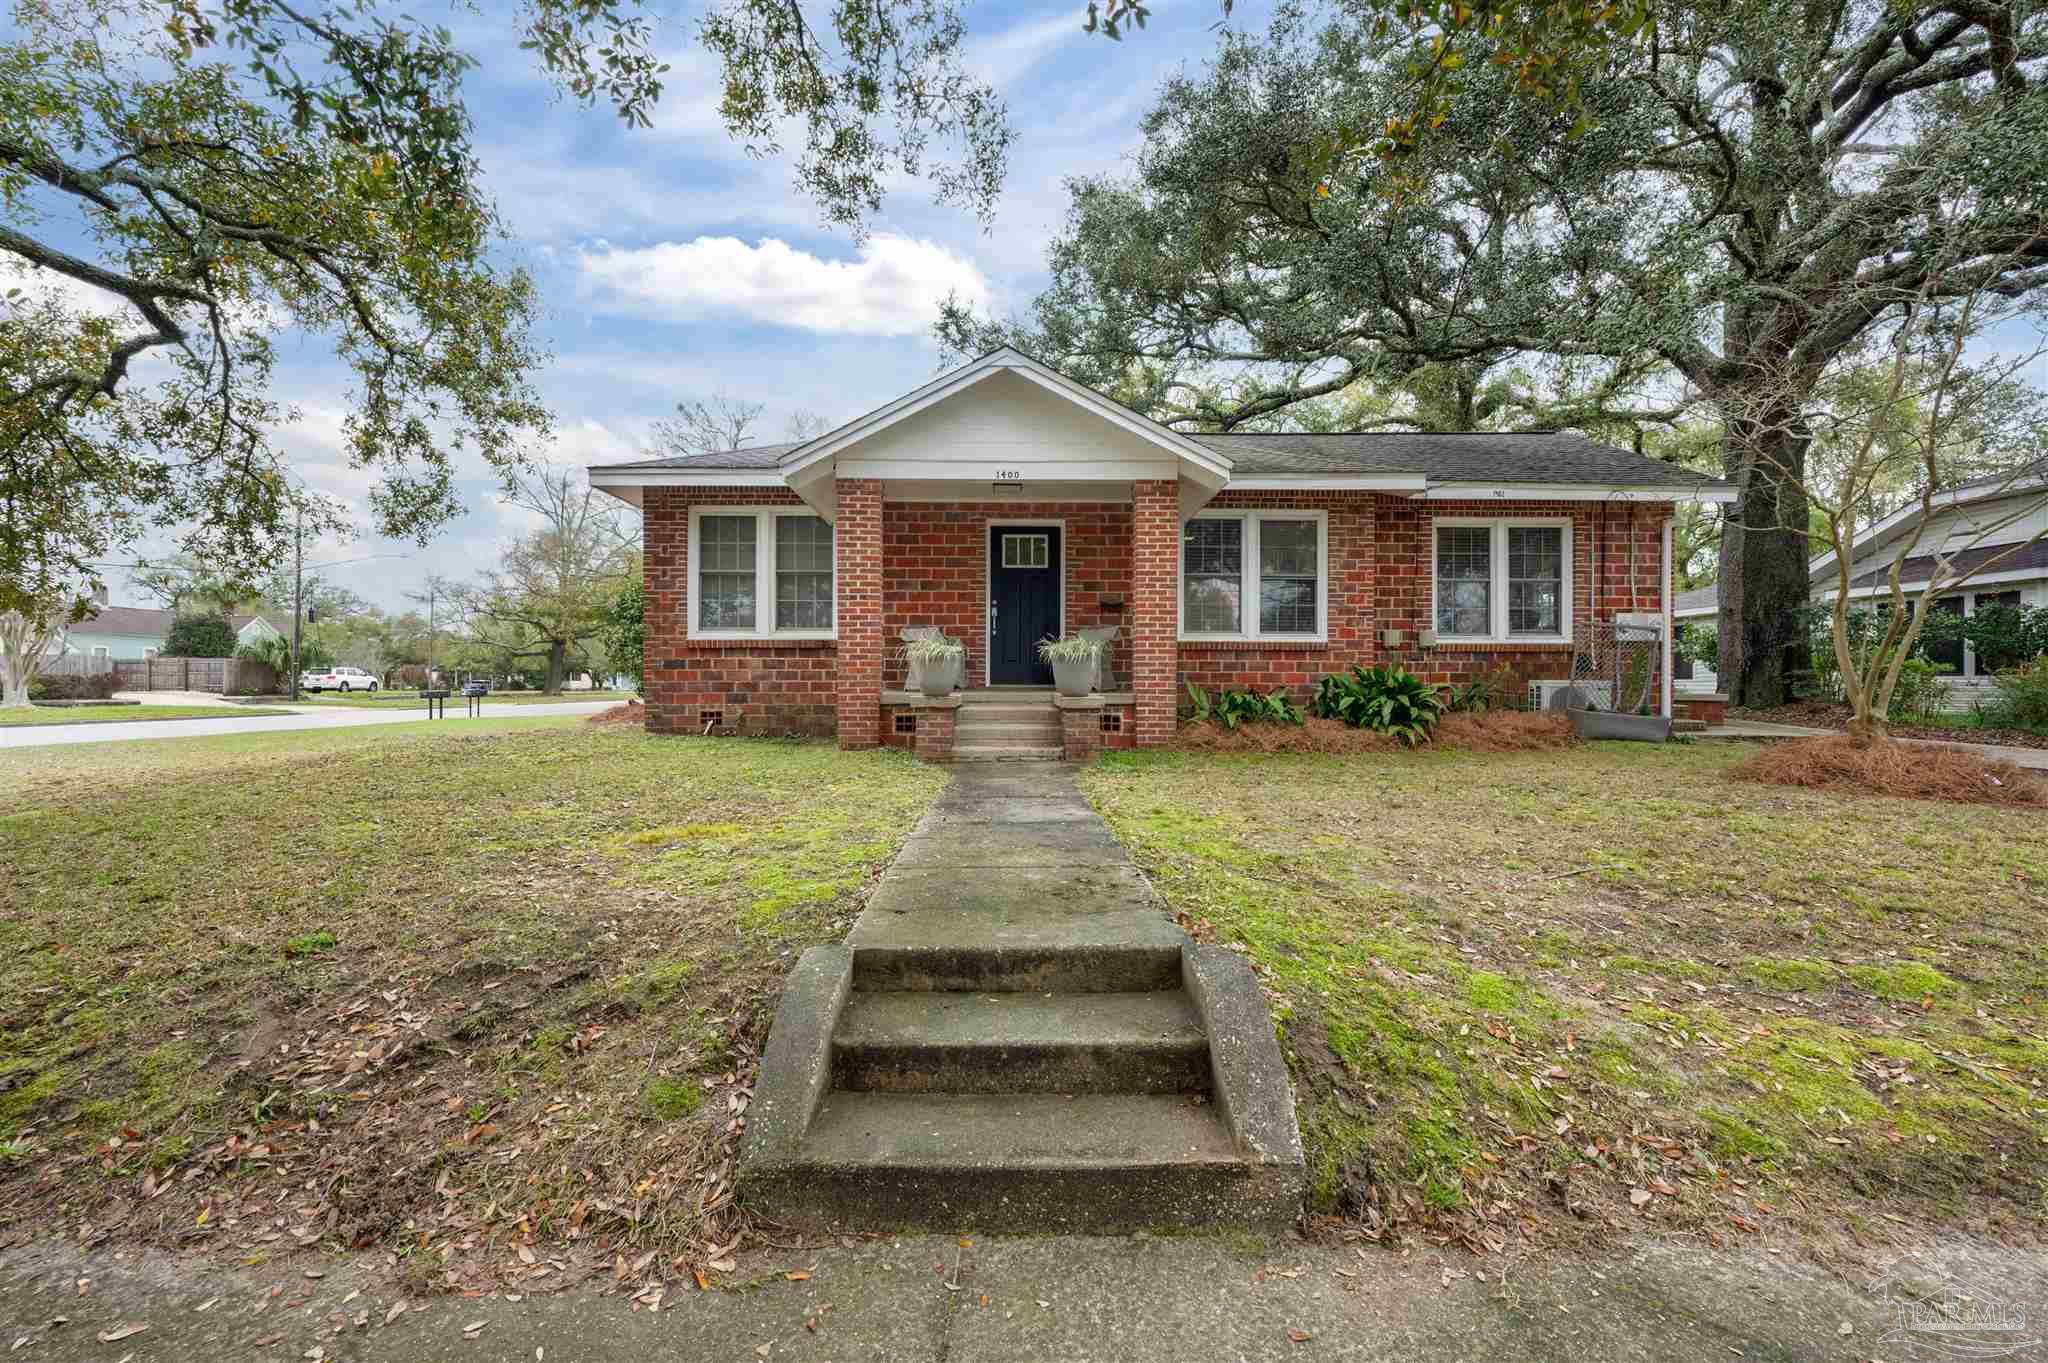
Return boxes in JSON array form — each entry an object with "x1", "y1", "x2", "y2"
[{"x1": 574, "y1": 234, "x2": 991, "y2": 335}]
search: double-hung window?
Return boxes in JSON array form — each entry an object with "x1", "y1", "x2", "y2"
[
  {"x1": 1180, "y1": 511, "x2": 1328, "y2": 641},
  {"x1": 690, "y1": 507, "x2": 836, "y2": 639},
  {"x1": 1433, "y1": 519, "x2": 1571, "y2": 642}
]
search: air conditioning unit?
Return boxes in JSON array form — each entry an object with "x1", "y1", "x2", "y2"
[{"x1": 1529, "y1": 679, "x2": 1614, "y2": 712}]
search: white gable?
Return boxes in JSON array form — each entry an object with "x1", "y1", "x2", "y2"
[{"x1": 833, "y1": 369, "x2": 1185, "y2": 481}]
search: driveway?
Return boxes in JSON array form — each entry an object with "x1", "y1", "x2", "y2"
[{"x1": 0, "y1": 699, "x2": 615, "y2": 749}]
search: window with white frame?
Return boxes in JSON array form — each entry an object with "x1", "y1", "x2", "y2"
[
  {"x1": 1433, "y1": 519, "x2": 1571, "y2": 641},
  {"x1": 691, "y1": 508, "x2": 836, "y2": 638},
  {"x1": 1180, "y1": 511, "x2": 1327, "y2": 640}
]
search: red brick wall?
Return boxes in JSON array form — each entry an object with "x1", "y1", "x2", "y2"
[
  {"x1": 1175, "y1": 495, "x2": 1672, "y2": 703},
  {"x1": 882, "y1": 501, "x2": 1133, "y2": 688},
  {"x1": 641, "y1": 487, "x2": 837, "y2": 737},
  {"x1": 640, "y1": 485, "x2": 1674, "y2": 741},
  {"x1": 836, "y1": 478, "x2": 885, "y2": 750},
  {"x1": 1132, "y1": 480, "x2": 1180, "y2": 745}
]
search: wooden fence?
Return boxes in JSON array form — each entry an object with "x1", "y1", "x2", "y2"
[{"x1": 106, "y1": 656, "x2": 279, "y2": 694}]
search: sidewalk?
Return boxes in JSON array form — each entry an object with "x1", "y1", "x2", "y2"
[
  {"x1": 0, "y1": 700, "x2": 614, "y2": 749},
  {"x1": 4, "y1": 1229, "x2": 2040, "y2": 1362},
  {"x1": 1701, "y1": 719, "x2": 2048, "y2": 769}
]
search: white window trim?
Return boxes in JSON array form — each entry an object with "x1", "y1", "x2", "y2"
[
  {"x1": 1177, "y1": 509, "x2": 1329, "y2": 643},
  {"x1": 1431, "y1": 517, "x2": 1574, "y2": 644},
  {"x1": 687, "y1": 506, "x2": 838, "y2": 641}
]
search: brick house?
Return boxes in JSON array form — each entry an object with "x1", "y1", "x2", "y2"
[{"x1": 591, "y1": 348, "x2": 1734, "y2": 759}]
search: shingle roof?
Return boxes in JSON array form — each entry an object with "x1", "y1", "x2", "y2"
[
  {"x1": 78, "y1": 605, "x2": 174, "y2": 637},
  {"x1": 1188, "y1": 431, "x2": 1716, "y2": 486},
  {"x1": 596, "y1": 443, "x2": 799, "y2": 471},
  {"x1": 601, "y1": 430, "x2": 1722, "y2": 489},
  {"x1": 1674, "y1": 586, "x2": 1719, "y2": 617}
]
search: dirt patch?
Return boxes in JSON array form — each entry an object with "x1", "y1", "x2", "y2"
[
  {"x1": 586, "y1": 699, "x2": 645, "y2": 726},
  {"x1": 1735, "y1": 701, "x2": 2048, "y2": 749},
  {"x1": 1730, "y1": 734, "x2": 2047, "y2": 806},
  {"x1": 1171, "y1": 710, "x2": 1574, "y2": 755}
]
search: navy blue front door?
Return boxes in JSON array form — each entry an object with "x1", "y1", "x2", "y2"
[{"x1": 988, "y1": 526, "x2": 1061, "y2": 685}]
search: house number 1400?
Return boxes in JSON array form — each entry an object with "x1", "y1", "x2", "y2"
[{"x1": 993, "y1": 469, "x2": 1022, "y2": 481}]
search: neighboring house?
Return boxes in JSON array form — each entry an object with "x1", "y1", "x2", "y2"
[
  {"x1": 59, "y1": 604, "x2": 174, "y2": 663},
  {"x1": 589, "y1": 347, "x2": 1735, "y2": 754},
  {"x1": 229, "y1": 612, "x2": 285, "y2": 651},
  {"x1": 1675, "y1": 472, "x2": 2048, "y2": 706}
]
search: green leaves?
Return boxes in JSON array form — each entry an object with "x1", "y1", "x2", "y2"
[
  {"x1": 1182, "y1": 681, "x2": 1305, "y2": 728},
  {"x1": 1311, "y1": 665, "x2": 1445, "y2": 746}
]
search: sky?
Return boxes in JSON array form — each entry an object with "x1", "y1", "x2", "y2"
[{"x1": 97, "y1": 1, "x2": 1253, "y2": 614}]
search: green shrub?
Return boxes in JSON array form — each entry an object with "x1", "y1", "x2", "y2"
[
  {"x1": 1885, "y1": 657, "x2": 1948, "y2": 721},
  {"x1": 1311, "y1": 664, "x2": 1444, "y2": 746},
  {"x1": 1182, "y1": 681, "x2": 1304, "y2": 729},
  {"x1": 1984, "y1": 656, "x2": 2048, "y2": 731},
  {"x1": 27, "y1": 671, "x2": 118, "y2": 700},
  {"x1": 163, "y1": 610, "x2": 236, "y2": 658},
  {"x1": 1445, "y1": 667, "x2": 1516, "y2": 714}
]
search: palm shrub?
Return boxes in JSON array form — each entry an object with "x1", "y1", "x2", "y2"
[{"x1": 1311, "y1": 664, "x2": 1444, "y2": 746}]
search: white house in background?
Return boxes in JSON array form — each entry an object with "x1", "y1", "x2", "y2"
[
  {"x1": 61, "y1": 605, "x2": 173, "y2": 662},
  {"x1": 1676, "y1": 472, "x2": 2048, "y2": 705}
]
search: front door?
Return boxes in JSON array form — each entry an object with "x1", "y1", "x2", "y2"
[{"x1": 988, "y1": 526, "x2": 1061, "y2": 685}]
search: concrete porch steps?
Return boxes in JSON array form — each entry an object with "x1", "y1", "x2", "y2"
[{"x1": 954, "y1": 691, "x2": 1062, "y2": 762}]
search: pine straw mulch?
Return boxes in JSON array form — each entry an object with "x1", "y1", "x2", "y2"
[
  {"x1": 586, "y1": 699, "x2": 645, "y2": 726},
  {"x1": 1171, "y1": 709, "x2": 1576, "y2": 755},
  {"x1": 1731, "y1": 734, "x2": 2048, "y2": 806}
]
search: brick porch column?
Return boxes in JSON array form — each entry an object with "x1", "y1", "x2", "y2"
[
  {"x1": 1132, "y1": 478, "x2": 1179, "y2": 747},
  {"x1": 836, "y1": 478, "x2": 884, "y2": 749}
]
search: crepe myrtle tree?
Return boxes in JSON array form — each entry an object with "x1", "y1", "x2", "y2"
[
  {"x1": 1729, "y1": 264, "x2": 2048, "y2": 743},
  {"x1": 2, "y1": 0, "x2": 1011, "y2": 621},
  {"x1": 946, "y1": 0, "x2": 2048, "y2": 706},
  {"x1": 0, "y1": 591, "x2": 80, "y2": 708}
]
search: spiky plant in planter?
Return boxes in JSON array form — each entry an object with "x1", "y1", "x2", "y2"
[
  {"x1": 1036, "y1": 635, "x2": 1101, "y2": 697},
  {"x1": 905, "y1": 636, "x2": 965, "y2": 697}
]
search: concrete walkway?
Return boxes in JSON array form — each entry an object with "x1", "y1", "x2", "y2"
[
  {"x1": 1701, "y1": 718, "x2": 2048, "y2": 769},
  {"x1": 4, "y1": 1230, "x2": 2041, "y2": 1362},
  {"x1": 0, "y1": 699, "x2": 614, "y2": 749}
]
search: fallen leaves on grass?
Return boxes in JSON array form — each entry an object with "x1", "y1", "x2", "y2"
[
  {"x1": 586, "y1": 700, "x2": 644, "y2": 726},
  {"x1": 1731, "y1": 735, "x2": 2046, "y2": 806}
]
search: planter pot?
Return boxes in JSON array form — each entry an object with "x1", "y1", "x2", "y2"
[
  {"x1": 1050, "y1": 654, "x2": 1096, "y2": 698},
  {"x1": 920, "y1": 654, "x2": 963, "y2": 698},
  {"x1": 1568, "y1": 708, "x2": 1672, "y2": 743}
]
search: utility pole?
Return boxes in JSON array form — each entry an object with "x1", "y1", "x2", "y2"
[
  {"x1": 426, "y1": 581, "x2": 436, "y2": 689},
  {"x1": 290, "y1": 504, "x2": 303, "y2": 702}
]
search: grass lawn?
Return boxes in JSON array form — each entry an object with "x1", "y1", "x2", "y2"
[
  {"x1": 1, "y1": 704, "x2": 295, "y2": 726},
  {"x1": 287, "y1": 690, "x2": 635, "y2": 708},
  {"x1": 1081, "y1": 740, "x2": 2048, "y2": 1251},
  {"x1": 0, "y1": 720, "x2": 943, "y2": 1288}
]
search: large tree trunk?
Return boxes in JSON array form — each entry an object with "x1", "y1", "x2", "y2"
[
  {"x1": 543, "y1": 639, "x2": 568, "y2": 695},
  {"x1": 1717, "y1": 421, "x2": 1813, "y2": 707}
]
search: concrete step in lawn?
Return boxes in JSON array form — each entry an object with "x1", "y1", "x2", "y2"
[
  {"x1": 746, "y1": 1091, "x2": 1287, "y2": 1233},
  {"x1": 833, "y1": 989, "x2": 1209, "y2": 1094},
  {"x1": 739, "y1": 763, "x2": 1304, "y2": 1235}
]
